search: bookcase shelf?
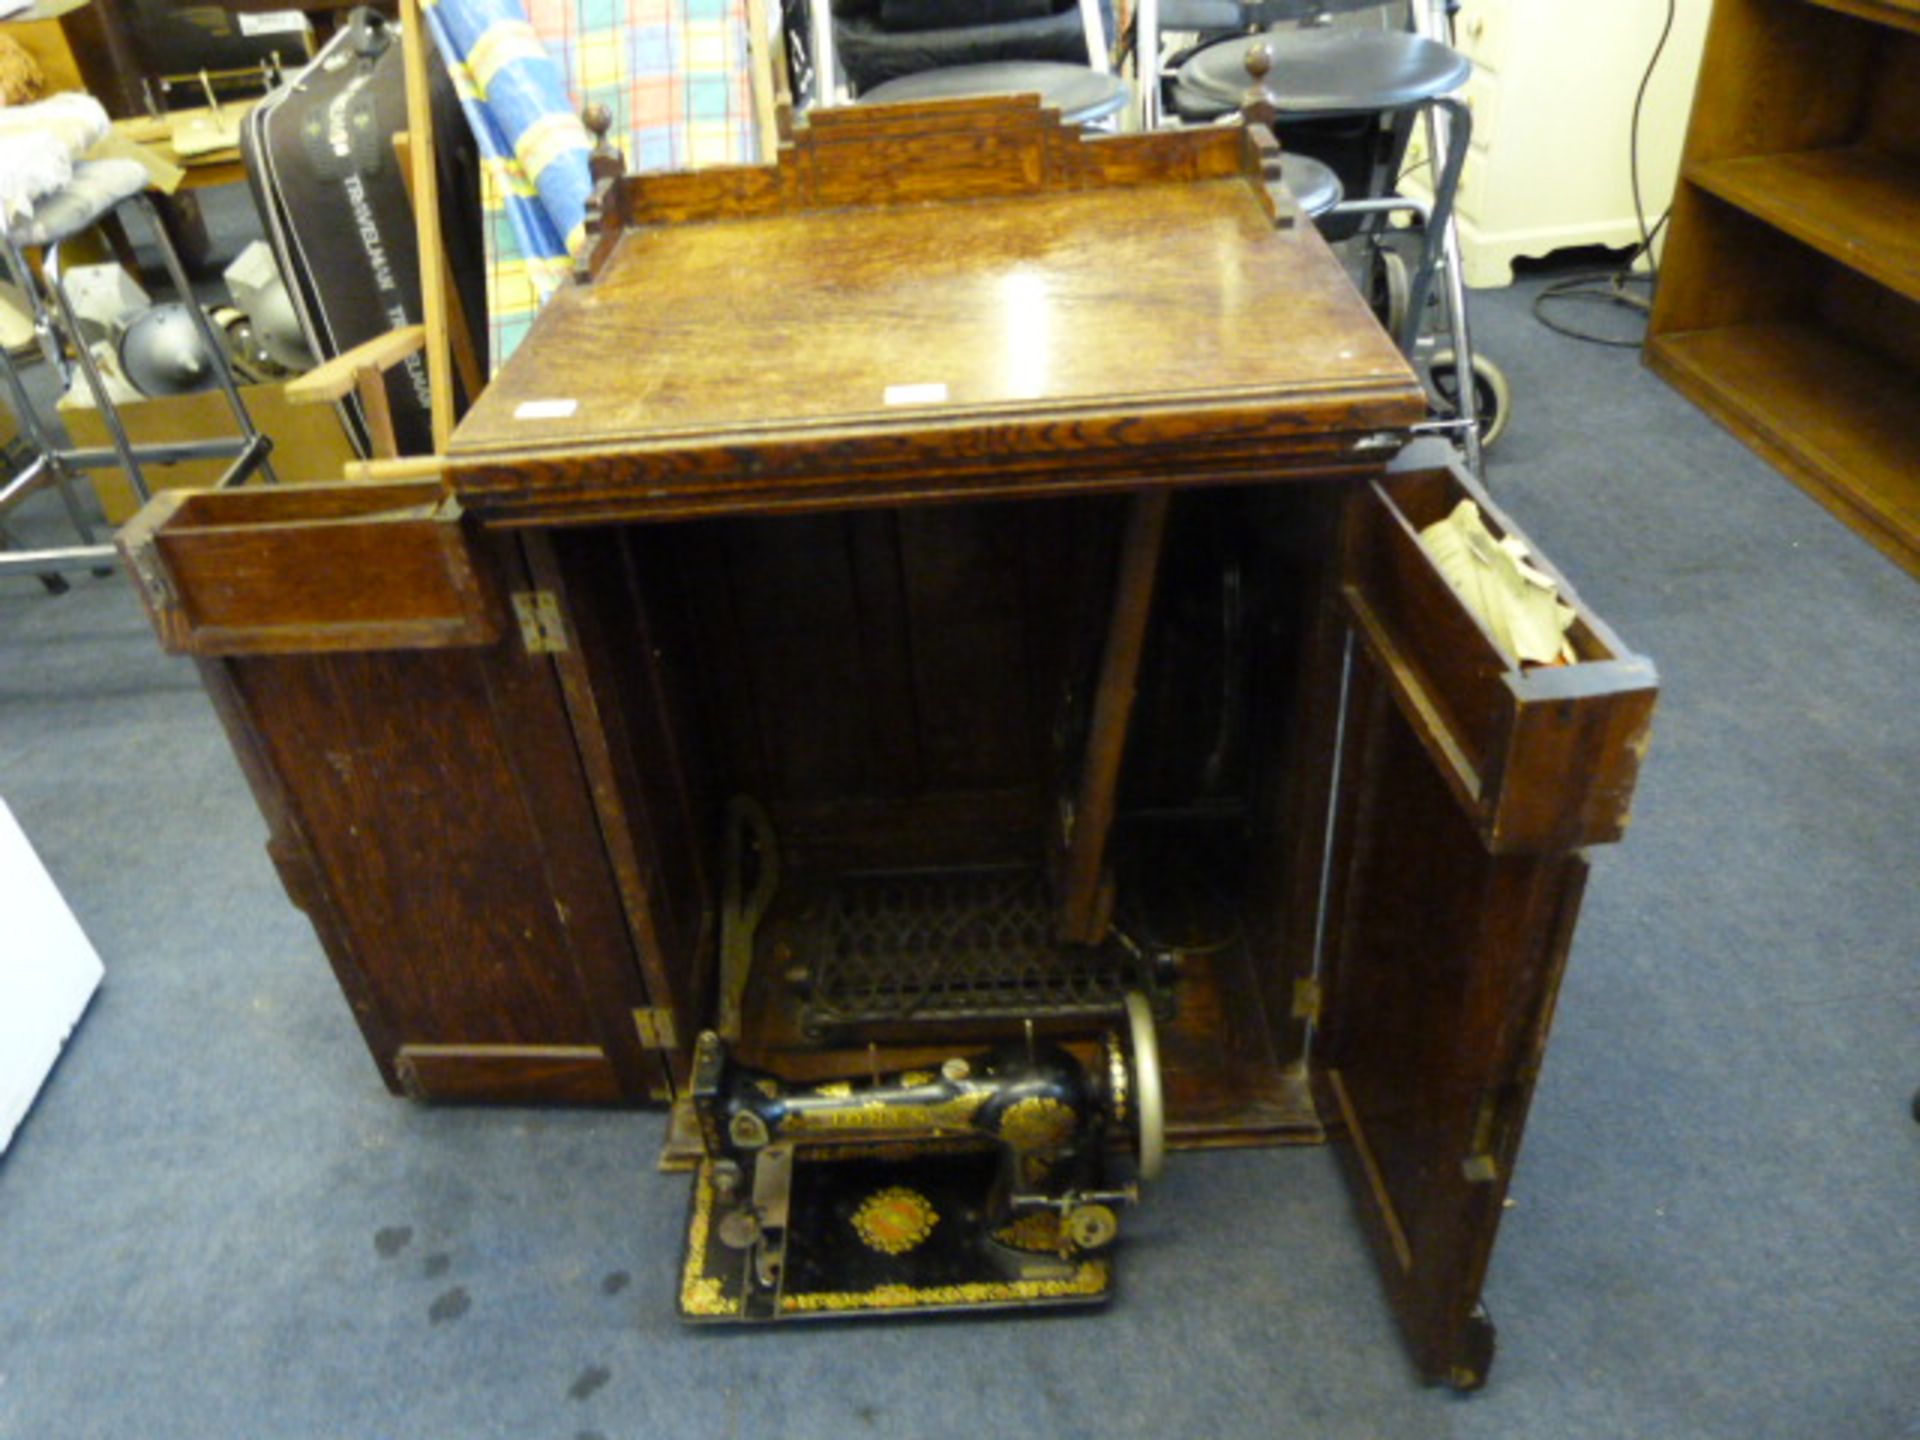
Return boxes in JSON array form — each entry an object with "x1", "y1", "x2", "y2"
[
  {"x1": 1648, "y1": 0, "x2": 1920, "y2": 579},
  {"x1": 1648, "y1": 322, "x2": 1920, "y2": 568},
  {"x1": 1687, "y1": 148, "x2": 1920, "y2": 305}
]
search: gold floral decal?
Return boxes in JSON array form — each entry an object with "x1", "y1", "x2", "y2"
[
  {"x1": 998, "y1": 1096, "x2": 1078, "y2": 1151},
  {"x1": 851, "y1": 1187, "x2": 939, "y2": 1255},
  {"x1": 779, "y1": 1261, "x2": 1110, "y2": 1313},
  {"x1": 681, "y1": 1163, "x2": 740, "y2": 1317},
  {"x1": 992, "y1": 1209, "x2": 1063, "y2": 1254}
]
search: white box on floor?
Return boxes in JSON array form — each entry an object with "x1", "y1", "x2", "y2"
[{"x1": 0, "y1": 797, "x2": 103, "y2": 1152}]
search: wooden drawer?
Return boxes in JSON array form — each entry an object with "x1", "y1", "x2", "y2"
[
  {"x1": 1341, "y1": 453, "x2": 1657, "y2": 854},
  {"x1": 119, "y1": 482, "x2": 501, "y2": 657}
]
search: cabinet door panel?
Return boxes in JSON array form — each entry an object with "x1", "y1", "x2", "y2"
[
  {"x1": 124, "y1": 484, "x2": 664, "y2": 1104},
  {"x1": 1321, "y1": 452, "x2": 1655, "y2": 1387}
]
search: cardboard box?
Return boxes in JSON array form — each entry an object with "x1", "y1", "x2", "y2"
[{"x1": 62, "y1": 381, "x2": 359, "y2": 523}]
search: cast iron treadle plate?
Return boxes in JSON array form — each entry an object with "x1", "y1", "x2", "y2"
[
  {"x1": 801, "y1": 866, "x2": 1145, "y2": 1034},
  {"x1": 678, "y1": 1153, "x2": 1112, "y2": 1322}
]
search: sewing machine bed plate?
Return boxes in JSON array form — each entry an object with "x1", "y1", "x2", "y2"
[{"x1": 679, "y1": 1154, "x2": 1111, "y2": 1322}]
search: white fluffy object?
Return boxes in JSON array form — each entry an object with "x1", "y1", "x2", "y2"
[
  {"x1": 6, "y1": 157, "x2": 148, "y2": 246},
  {"x1": 0, "y1": 92, "x2": 113, "y2": 225}
]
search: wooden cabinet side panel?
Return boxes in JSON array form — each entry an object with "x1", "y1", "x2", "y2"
[
  {"x1": 194, "y1": 655, "x2": 405, "y2": 1093},
  {"x1": 1316, "y1": 658, "x2": 1591, "y2": 1388},
  {"x1": 216, "y1": 640, "x2": 664, "y2": 1102}
]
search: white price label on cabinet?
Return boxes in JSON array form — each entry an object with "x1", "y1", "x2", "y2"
[
  {"x1": 514, "y1": 399, "x2": 580, "y2": 420},
  {"x1": 884, "y1": 382, "x2": 949, "y2": 406}
]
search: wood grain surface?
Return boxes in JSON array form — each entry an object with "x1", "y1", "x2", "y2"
[{"x1": 447, "y1": 106, "x2": 1421, "y2": 523}]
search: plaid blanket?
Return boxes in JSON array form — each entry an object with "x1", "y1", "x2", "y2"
[{"x1": 424, "y1": 0, "x2": 762, "y2": 371}]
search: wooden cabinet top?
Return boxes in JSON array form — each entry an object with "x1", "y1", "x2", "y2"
[{"x1": 444, "y1": 99, "x2": 1425, "y2": 524}]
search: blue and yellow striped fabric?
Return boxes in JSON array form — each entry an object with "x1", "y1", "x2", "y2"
[{"x1": 422, "y1": 0, "x2": 762, "y2": 370}]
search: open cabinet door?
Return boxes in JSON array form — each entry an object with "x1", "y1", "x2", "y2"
[
  {"x1": 1313, "y1": 451, "x2": 1657, "y2": 1388},
  {"x1": 120, "y1": 483, "x2": 668, "y2": 1105}
]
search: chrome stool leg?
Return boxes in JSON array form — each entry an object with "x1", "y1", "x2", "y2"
[
  {"x1": 1, "y1": 189, "x2": 277, "y2": 584},
  {"x1": 40, "y1": 240, "x2": 156, "y2": 509},
  {"x1": 0, "y1": 238, "x2": 103, "y2": 545}
]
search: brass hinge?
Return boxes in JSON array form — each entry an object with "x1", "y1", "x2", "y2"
[
  {"x1": 511, "y1": 590, "x2": 569, "y2": 654},
  {"x1": 1460, "y1": 1154, "x2": 1500, "y2": 1184},
  {"x1": 1460, "y1": 1093, "x2": 1501, "y2": 1183},
  {"x1": 633, "y1": 1006, "x2": 679, "y2": 1051},
  {"x1": 1291, "y1": 977, "x2": 1322, "y2": 1023}
]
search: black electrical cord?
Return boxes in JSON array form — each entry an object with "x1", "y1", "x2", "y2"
[{"x1": 1532, "y1": 0, "x2": 1678, "y2": 347}]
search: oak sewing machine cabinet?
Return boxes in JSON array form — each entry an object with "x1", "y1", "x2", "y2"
[{"x1": 121, "y1": 95, "x2": 1656, "y2": 1387}]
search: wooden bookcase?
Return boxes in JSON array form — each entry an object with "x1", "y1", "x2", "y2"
[{"x1": 1646, "y1": 0, "x2": 1920, "y2": 579}]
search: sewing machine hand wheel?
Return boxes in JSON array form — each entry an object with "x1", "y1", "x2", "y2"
[{"x1": 1124, "y1": 991, "x2": 1166, "y2": 1181}]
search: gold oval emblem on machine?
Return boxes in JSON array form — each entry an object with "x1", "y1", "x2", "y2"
[{"x1": 851, "y1": 1187, "x2": 939, "y2": 1255}]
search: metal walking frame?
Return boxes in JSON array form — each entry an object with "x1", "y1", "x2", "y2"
[
  {"x1": 1400, "y1": 0, "x2": 1481, "y2": 474},
  {"x1": 1135, "y1": 0, "x2": 1489, "y2": 474},
  {"x1": 0, "y1": 191, "x2": 278, "y2": 582}
]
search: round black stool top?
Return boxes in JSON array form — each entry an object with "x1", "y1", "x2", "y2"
[
  {"x1": 861, "y1": 61, "x2": 1134, "y2": 124},
  {"x1": 1280, "y1": 150, "x2": 1342, "y2": 217},
  {"x1": 1177, "y1": 27, "x2": 1469, "y2": 114},
  {"x1": 1159, "y1": 0, "x2": 1393, "y2": 29}
]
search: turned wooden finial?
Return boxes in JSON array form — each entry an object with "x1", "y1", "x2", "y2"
[
  {"x1": 583, "y1": 102, "x2": 624, "y2": 183},
  {"x1": 1241, "y1": 40, "x2": 1278, "y2": 126},
  {"x1": 1238, "y1": 39, "x2": 1294, "y2": 230},
  {"x1": 577, "y1": 103, "x2": 629, "y2": 281}
]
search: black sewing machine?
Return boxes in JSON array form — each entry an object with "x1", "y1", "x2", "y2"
[{"x1": 678, "y1": 994, "x2": 1165, "y2": 1321}]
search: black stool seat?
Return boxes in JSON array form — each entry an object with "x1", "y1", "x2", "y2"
[
  {"x1": 834, "y1": 4, "x2": 1097, "y2": 92},
  {"x1": 1280, "y1": 151, "x2": 1342, "y2": 217},
  {"x1": 1169, "y1": 75, "x2": 1236, "y2": 120},
  {"x1": 1176, "y1": 27, "x2": 1469, "y2": 115},
  {"x1": 861, "y1": 61, "x2": 1132, "y2": 123},
  {"x1": 1160, "y1": 0, "x2": 1389, "y2": 28}
]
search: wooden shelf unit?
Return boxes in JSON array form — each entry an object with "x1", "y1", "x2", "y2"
[
  {"x1": 1647, "y1": 0, "x2": 1920, "y2": 578},
  {"x1": 1801, "y1": 0, "x2": 1920, "y2": 32}
]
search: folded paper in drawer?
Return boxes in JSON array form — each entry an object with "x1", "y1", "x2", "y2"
[{"x1": 1417, "y1": 499, "x2": 1575, "y2": 667}]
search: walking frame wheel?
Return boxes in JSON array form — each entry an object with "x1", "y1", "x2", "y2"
[
  {"x1": 1368, "y1": 245, "x2": 1409, "y2": 341},
  {"x1": 1426, "y1": 348, "x2": 1511, "y2": 451}
]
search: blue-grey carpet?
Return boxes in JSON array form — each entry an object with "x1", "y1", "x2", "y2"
[{"x1": 1, "y1": 272, "x2": 1916, "y2": 1440}]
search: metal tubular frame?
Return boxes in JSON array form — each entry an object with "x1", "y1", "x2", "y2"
[
  {"x1": 1133, "y1": 0, "x2": 1488, "y2": 475},
  {"x1": 0, "y1": 191, "x2": 277, "y2": 581}
]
